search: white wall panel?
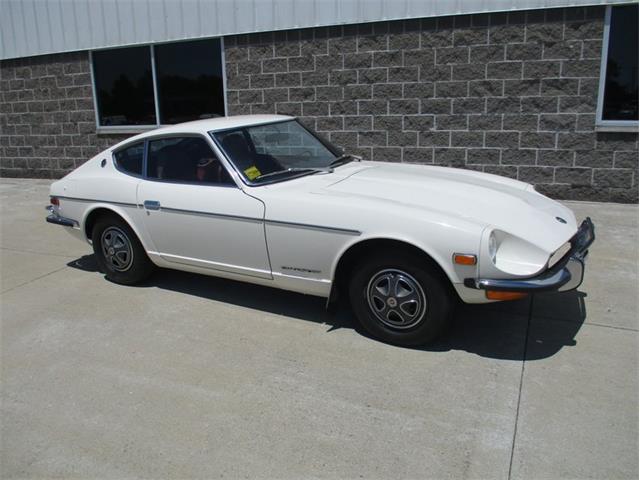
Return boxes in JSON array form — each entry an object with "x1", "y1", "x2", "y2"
[{"x1": 0, "y1": 0, "x2": 633, "y2": 60}]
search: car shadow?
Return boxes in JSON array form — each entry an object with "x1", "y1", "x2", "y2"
[{"x1": 67, "y1": 254, "x2": 586, "y2": 361}]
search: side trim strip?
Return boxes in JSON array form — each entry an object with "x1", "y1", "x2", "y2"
[
  {"x1": 264, "y1": 219, "x2": 361, "y2": 236},
  {"x1": 148, "y1": 204, "x2": 361, "y2": 235},
  {"x1": 156, "y1": 205, "x2": 262, "y2": 224},
  {"x1": 58, "y1": 196, "x2": 361, "y2": 236},
  {"x1": 57, "y1": 196, "x2": 137, "y2": 208}
]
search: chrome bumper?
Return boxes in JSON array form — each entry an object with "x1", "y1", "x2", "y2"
[
  {"x1": 464, "y1": 217, "x2": 595, "y2": 293},
  {"x1": 45, "y1": 206, "x2": 78, "y2": 228}
]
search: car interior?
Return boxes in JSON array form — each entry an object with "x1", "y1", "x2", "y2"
[
  {"x1": 146, "y1": 137, "x2": 234, "y2": 185},
  {"x1": 218, "y1": 132, "x2": 283, "y2": 176}
]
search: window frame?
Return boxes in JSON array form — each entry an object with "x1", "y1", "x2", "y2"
[
  {"x1": 89, "y1": 38, "x2": 227, "y2": 134},
  {"x1": 112, "y1": 141, "x2": 146, "y2": 179},
  {"x1": 111, "y1": 133, "x2": 240, "y2": 189},
  {"x1": 209, "y1": 119, "x2": 344, "y2": 187},
  {"x1": 595, "y1": 5, "x2": 639, "y2": 132},
  {"x1": 144, "y1": 133, "x2": 238, "y2": 188}
]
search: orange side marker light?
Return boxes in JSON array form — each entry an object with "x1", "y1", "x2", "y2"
[
  {"x1": 454, "y1": 254, "x2": 477, "y2": 266},
  {"x1": 486, "y1": 291, "x2": 528, "y2": 301}
]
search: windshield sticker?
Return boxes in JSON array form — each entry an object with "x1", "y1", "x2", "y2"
[{"x1": 244, "y1": 165, "x2": 261, "y2": 180}]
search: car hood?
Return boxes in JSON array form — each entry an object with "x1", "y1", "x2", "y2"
[{"x1": 320, "y1": 162, "x2": 577, "y2": 253}]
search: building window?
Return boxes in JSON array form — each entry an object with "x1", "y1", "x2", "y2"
[
  {"x1": 93, "y1": 47, "x2": 156, "y2": 126},
  {"x1": 90, "y1": 39, "x2": 225, "y2": 130},
  {"x1": 155, "y1": 40, "x2": 225, "y2": 124},
  {"x1": 596, "y1": 5, "x2": 639, "y2": 130}
]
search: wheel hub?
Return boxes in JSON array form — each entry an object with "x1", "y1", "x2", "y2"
[
  {"x1": 366, "y1": 269, "x2": 427, "y2": 330},
  {"x1": 100, "y1": 227, "x2": 134, "y2": 272}
]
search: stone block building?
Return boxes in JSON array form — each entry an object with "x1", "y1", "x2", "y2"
[{"x1": 1, "y1": 0, "x2": 637, "y2": 201}]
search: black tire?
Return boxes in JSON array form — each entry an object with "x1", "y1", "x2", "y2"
[
  {"x1": 348, "y1": 253, "x2": 452, "y2": 347},
  {"x1": 91, "y1": 214, "x2": 155, "y2": 285}
]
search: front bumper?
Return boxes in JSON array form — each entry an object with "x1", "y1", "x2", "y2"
[{"x1": 464, "y1": 217, "x2": 595, "y2": 294}]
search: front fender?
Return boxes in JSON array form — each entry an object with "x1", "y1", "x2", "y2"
[{"x1": 329, "y1": 218, "x2": 484, "y2": 287}]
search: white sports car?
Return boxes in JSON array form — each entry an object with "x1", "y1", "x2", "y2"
[{"x1": 47, "y1": 114, "x2": 594, "y2": 346}]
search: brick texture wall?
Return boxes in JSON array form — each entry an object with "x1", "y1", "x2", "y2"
[
  {"x1": 225, "y1": 6, "x2": 638, "y2": 202},
  {"x1": 0, "y1": 6, "x2": 638, "y2": 202},
  {"x1": 0, "y1": 52, "x2": 127, "y2": 179}
]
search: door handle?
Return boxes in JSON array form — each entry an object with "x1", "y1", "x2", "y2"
[{"x1": 143, "y1": 200, "x2": 161, "y2": 211}]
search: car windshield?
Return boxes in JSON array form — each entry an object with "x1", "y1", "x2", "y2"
[{"x1": 210, "y1": 120, "x2": 352, "y2": 184}]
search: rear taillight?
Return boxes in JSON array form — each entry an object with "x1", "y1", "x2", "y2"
[{"x1": 50, "y1": 196, "x2": 59, "y2": 206}]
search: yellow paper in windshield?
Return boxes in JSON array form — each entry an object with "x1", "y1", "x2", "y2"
[{"x1": 244, "y1": 165, "x2": 261, "y2": 180}]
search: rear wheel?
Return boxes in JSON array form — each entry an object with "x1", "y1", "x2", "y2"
[
  {"x1": 348, "y1": 253, "x2": 452, "y2": 346},
  {"x1": 91, "y1": 214, "x2": 155, "y2": 285}
]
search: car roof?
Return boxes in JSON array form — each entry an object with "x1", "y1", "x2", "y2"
[{"x1": 111, "y1": 114, "x2": 293, "y2": 150}]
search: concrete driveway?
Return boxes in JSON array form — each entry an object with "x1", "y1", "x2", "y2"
[{"x1": 1, "y1": 179, "x2": 637, "y2": 479}]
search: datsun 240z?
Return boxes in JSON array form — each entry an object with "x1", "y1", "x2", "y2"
[{"x1": 46, "y1": 115, "x2": 595, "y2": 346}]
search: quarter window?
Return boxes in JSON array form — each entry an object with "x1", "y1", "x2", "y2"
[
  {"x1": 113, "y1": 142, "x2": 145, "y2": 176},
  {"x1": 91, "y1": 39, "x2": 225, "y2": 129},
  {"x1": 147, "y1": 137, "x2": 233, "y2": 185},
  {"x1": 597, "y1": 5, "x2": 639, "y2": 129}
]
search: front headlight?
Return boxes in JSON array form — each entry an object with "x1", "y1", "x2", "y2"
[
  {"x1": 488, "y1": 232, "x2": 498, "y2": 263},
  {"x1": 486, "y1": 229, "x2": 549, "y2": 276}
]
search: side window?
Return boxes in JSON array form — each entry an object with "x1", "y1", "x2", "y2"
[
  {"x1": 113, "y1": 142, "x2": 144, "y2": 176},
  {"x1": 147, "y1": 136, "x2": 233, "y2": 185}
]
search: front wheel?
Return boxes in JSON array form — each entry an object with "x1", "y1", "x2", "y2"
[
  {"x1": 348, "y1": 254, "x2": 452, "y2": 346},
  {"x1": 91, "y1": 214, "x2": 155, "y2": 285}
]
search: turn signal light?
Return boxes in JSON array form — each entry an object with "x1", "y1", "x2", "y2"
[
  {"x1": 486, "y1": 290, "x2": 528, "y2": 301},
  {"x1": 50, "y1": 196, "x2": 59, "y2": 206},
  {"x1": 453, "y1": 254, "x2": 477, "y2": 265}
]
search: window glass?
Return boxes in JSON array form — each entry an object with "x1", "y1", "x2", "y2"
[
  {"x1": 92, "y1": 40, "x2": 225, "y2": 127},
  {"x1": 213, "y1": 120, "x2": 342, "y2": 183},
  {"x1": 92, "y1": 47, "x2": 156, "y2": 126},
  {"x1": 601, "y1": 5, "x2": 639, "y2": 121},
  {"x1": 154, "y1": 39, "x2": 226, "y2": 124},
  {"x1": 147, "y1": 136, "x2": 233, "y2": 185},
  {"x1": 114, "y1": 142, "x2": 145, "y2": 176}
]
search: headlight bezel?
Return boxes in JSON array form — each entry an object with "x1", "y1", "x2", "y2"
[{"x1": 481, "y1": 228, "x2": 550, "y2": 277}]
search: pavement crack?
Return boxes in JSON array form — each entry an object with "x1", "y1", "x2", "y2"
[
  {"x1": 507, "y1": 295, "x2": 533, "y2": 480},
  {"x1": 582, "y1": 321, "x2": 638, "y2": 332},
  {"x1": 0, "y1": 246, "x2": 79, "y2": 259},
  {"x1": 0, "y1": 265, "x2": 69, "y2": 294}
]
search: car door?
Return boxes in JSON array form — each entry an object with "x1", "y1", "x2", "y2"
[{"x1": 137, "y1": 135, "x2": 271, "y2": 279}]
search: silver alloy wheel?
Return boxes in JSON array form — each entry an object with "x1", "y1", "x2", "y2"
[
  {"x1": 100, "y1": 226, "x2": 134, "y2": 272},
  {"x1": 366, "y1": 269, "x2": 427, "y2": 329}
]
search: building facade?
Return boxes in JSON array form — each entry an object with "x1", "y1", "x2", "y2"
[{"x1": 1, "y1": 1, "x2": 638, "y2": 202}]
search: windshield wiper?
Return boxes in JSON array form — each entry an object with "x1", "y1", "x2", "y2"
[
  {"x1": 254, "y1": 167, "x2": 333, "y2": 181},
  {"x1": 329, "y1": 153, "x2": 362, "y2": 168}
]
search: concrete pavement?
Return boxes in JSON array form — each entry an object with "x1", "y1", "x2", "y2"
[{"x1": 1, "y1": 179, "x2": 637, "y2": 479}]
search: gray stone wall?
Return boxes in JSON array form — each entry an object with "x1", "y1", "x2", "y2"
[
  {"x1": 0, "y1": 52, "x2": 127, "y2": 179},
  {"x1": 225, "y1": 6, "x2": 638, "y2": 202},
  {"x1": 0, "y1": 6, "x2": 638, "y2": 202}
]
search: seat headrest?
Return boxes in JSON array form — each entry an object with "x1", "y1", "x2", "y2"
[{"x1": 222, "y1": 134, "x2": 251, "y2": 158}]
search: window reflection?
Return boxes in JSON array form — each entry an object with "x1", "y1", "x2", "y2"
[
  {"x1": 93, "y1": 47, "x2": 156, "y2": 126},
  {"x1": 602, "y1": 5, "x2": 639, "y2": 121},
  {"x1": 155, "y1": 39, "x2": 226, "y2": 124}
]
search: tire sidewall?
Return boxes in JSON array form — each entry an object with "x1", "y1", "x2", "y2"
[
  {"x1": 91, "y1": 215, "x2": 153, "y2": 285},
  {"x1": 349, "y1": 254, "x2": 452, "y2": 346}
]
